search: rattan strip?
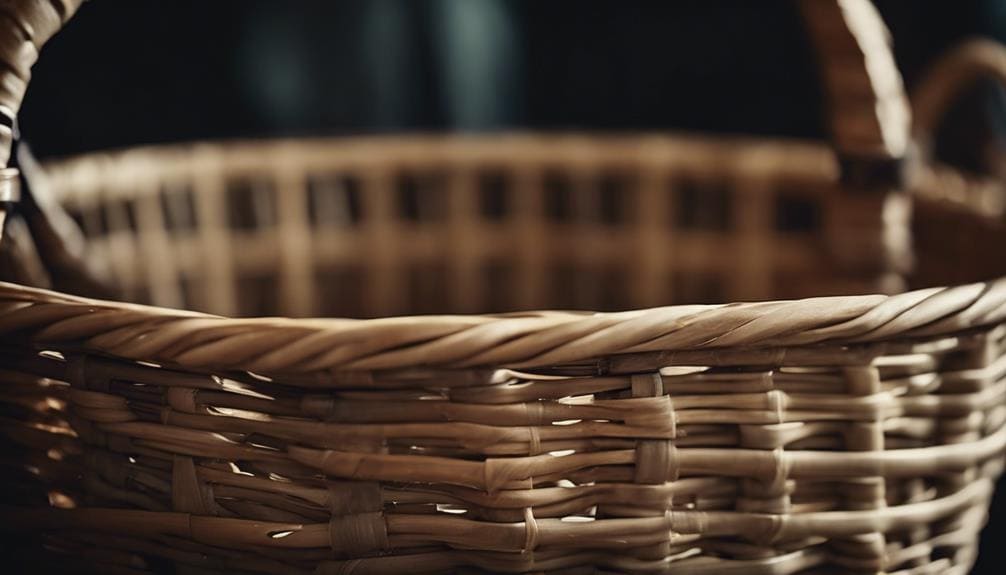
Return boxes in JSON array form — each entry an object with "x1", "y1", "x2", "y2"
[
  {"x1": 42, "y1": 134, "x2": 849, "y2": 316},
  {"x1": 1, "y1": 323, "x2": 1003, "y2": 573},
  {"x1": 0, "y1": 0, "x2": 84, "y2": 166},
  {"x1": 799, "y1": 0, "x2": 911, "y2": 160},
  {"x1": 1, "y1": 276, "x2": 1004, "y2": 373},
  {"x1": 912, "y1": 38, "x2": 1006, "y2": 156},
  {"x1": 0, "y1": 482, "x2": 994, "y2": 556}
]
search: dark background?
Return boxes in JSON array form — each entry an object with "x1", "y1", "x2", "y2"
[
  {"x1": 19, "y1": 0, "x2": 1006, "y2": 170},
  {"x1": 15, "y1": 1, "x2": 1006, "y2": 573}
]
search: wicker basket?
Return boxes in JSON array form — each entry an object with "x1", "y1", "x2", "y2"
[{"x1": 2, "y1": 1, "x2": 1006, "y2": 574}]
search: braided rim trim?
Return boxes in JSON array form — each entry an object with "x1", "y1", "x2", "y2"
[{"x1": 1, "y1": 278, "x2": 1004, "y2": 373}]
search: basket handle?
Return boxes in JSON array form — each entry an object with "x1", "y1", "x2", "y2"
[
  {"x1": 0, "y1": 0, "x2": 84, "y2": 168},
  {"x1": 798, "y1": 0, "x2": 912, "y2": 186},
  {"x1": 911, "y1": 38, "x2": 1006, "y2": 160}
]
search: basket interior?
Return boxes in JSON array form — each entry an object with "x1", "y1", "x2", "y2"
[{"x1": 42, "y1": 134, "x2": 972, "y2": 319}]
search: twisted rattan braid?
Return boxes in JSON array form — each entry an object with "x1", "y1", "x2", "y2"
[{"x1": 3, "y1": 277, "x2": 1005, "y2": 373}]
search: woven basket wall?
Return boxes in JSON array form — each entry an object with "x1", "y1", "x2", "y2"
[
  {"x1": 41, "y1": 135, "x2": 895, "y2": 318},
  {"x1": 1, "y1": 1, "x2": 1006, "y2": 574}
]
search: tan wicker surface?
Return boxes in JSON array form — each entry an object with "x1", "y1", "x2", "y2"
[
  {"x1": 40, "y1": 134, "x2": 889, "y2": 318},
  {"x1": 1, "y1": 1, "x2": 1006, "y2": 574}
]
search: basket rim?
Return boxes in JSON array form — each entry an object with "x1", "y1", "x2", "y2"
[{"x1": 2, "y1": 276, "x2": 1004, "y2": 373}]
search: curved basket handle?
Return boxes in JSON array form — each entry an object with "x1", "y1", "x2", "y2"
[
  {"x1": 911, "y1": 38, "x2": 1006, "y2": 159},
  {"x1": 799, "y1": 0, "x2": 912, "y2": 185},
  {"x1": 0, "y1": 0, "x2": 84, "y2": 167},
  {"x1": 900, "y1": 39, "x2": 1006, "y2": 228}
]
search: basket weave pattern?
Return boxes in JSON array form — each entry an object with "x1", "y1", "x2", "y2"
[
  {"x1": 1, "y1": 0, "x2": 1006, "y2": 574},
  {"x1": 42, "y1": 136, "x2": 880, "y2": 318},
  {"x1": 2, "y1": 278, "x2": 1006, "y2": 573}
]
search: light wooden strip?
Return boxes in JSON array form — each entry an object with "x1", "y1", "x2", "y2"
[
  {"x1": 512, "y1": 163, "x2": 546, "y2": 311},
  {"x1": 135, "y1": 179, "x2": 182, "y2": 309},
  {"x1": 361, "y1": 166, "x2": 400, "y2": 317},
  {"x1": 273, "y1": 147, "x2": 314, "y2": 317},
  {"x1": 192, "y1": 147, "x2": 236, "y2": 316},
  {"x1": 730, "y1": 178, "x2": 774, "y2": 302},
  {"x1": 447, "y1": 166, "x2": 481, "y2": 313},
  {"x1": 635, "y1": 140, "x2": 674, "y2": 307}
]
